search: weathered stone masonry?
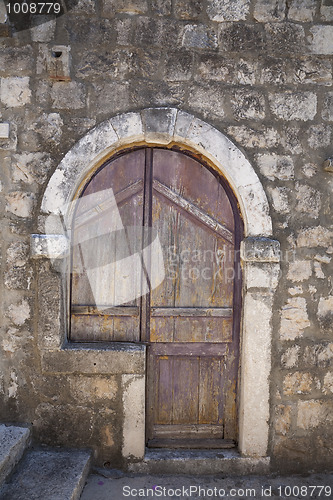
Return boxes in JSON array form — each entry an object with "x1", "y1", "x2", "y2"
[{"x1": 0, "y1": 0, "x2": 332, "y2": 472}]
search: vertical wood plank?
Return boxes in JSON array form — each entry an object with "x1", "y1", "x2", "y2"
[{"x1": 172, "y1": 358, "x2": 199, "y2": 425}]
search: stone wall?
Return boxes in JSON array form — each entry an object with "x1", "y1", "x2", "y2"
[{"x1": 0, "y1": 0, "x2": 332, "y2": 472}]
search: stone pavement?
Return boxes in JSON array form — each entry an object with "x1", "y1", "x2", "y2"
[{"x1": 81, "y1": 471, "x2": 333, "y2": 500}]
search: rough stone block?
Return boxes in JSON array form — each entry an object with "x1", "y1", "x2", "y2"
[
  {"x1": 257, "y1": 154, "x2": 294, "y2": 181},
  {"x1": 31, "y1": 234, "x2": 69, "y2": 259},
  {"x1": 31, "y1": 18, "x2": 56, "y2": 42},
  {"x1": 304, "y1": 343, "x2": 333, "y2": 368},
  {"x1": 267, "y1": 186, "x2": 289, "y2": 214},
  {"x1": 265, "y1": 23, "x2": 305, "y2": 54},
  {"x1": 89, "y1": 81, "x2": 129, "y2": 118},
  {"x1": 287, "y1": 0, "x2": 317, "y2": 22},
  {"x1": 281, "y1": 345, "x2": 300, "y2": 369},
  {"x1": 11, "y1": 152, "x2": 53, "y2": 185},
  {"x1": 320, "y1": 2, "x2": 333, "y2": 21},
  {"x1": 103, "y1": 0, "x2": 148, "y2": 16},
  {"x1": 152, "y1": 0, "x2": 172, "y2": 16},
  {"x1": 181, "y1": 24, "x2": 218, "y2": 50},
  {"x1": 307, "y1": 124, "x2": 331, "y2": 149},
  {"x1": 219, "y1": 23, "x2": 265, "y2": 52},
  {"x1": 0, "y1": 47, "x2": 33, "y2": 75},
  {"x1": 317, "y1": 297, "x2": 333, "y2": 331},
  {"x1": 297, "y1": 226, "x2": 333, "y2": 247},
  {"x1": 275, "y1": 405, "x2": 292, "y2": 436},
  {"x1": 254, "y1": 0, "x2": 286, "y2": 22},
  {"x1": 4, "y1": 267, "x2": 33, "y2": 291},
  {"x1": 207, "y1": 0, "x2": 251, "y2": 21},
  {"x1": 283, "y1": 372, "x2": 313, "y2": 395},
  {"x1": 280, "y1": 297, "x2": 310, "y2": 340},
  {"x1": 230, "y1": 89, "x2": 265, "y2": 120},
  {"x1": 187, "y1": 85, "x2": 226, "y2": 120},
  {"x1": 227, "y1": 125, "x2": 280, "y2": 149},
  {"x1": 322, "y1": 92, "x2": 333, "y2": 121},
  {"x1": 308, "y1": 25, "x2": 333, "y2": 54},
  {"x1": 291, "y1": 57, "x2": 332, "y2": 86},
  {"x1": 279, "y1": 126, "x2": 302, "y2": 154},
  {"x1": 133, "y1": 17, "x2": 180, "y2": 49},
  {"x1": 241, "y1": 237, "x2": 280, "y2": 263},
  {"x1": 295, "y1": 183, "x2": 321, "y2": 219},
  {"x1": 6, "y1": 241, "x2": 29, "y2": 267},
  {"x1": 164, "y1": 51, "x2": 193, "y2": 81},
  {"x1": 52, "y1": 82, "x2": 86, "y2": 110},
  {"x1": 32, "y1": 112, "x2": 63, "y2": 146},
  {"x1": 6, "y1": 192, "x2": 35, "y2": 218},
  {"x1": 297, "y1": 400, "x2": 333, "y2": 429},
  {"x1": 259, "y1": 56, "x2": 287, "y2": 85},
  {"x1": 174, "y1": 0, "x2": 202, "y2": 19},
  {"x1": 322, "y1": 372, "x2": 333, "y2": 395},
  {"x1": 0, "y1": 77, "x2": 31, "y2": 107},
  {"x1": 197, "y1": 54, "x2": 233, "y2": 82},
  {"x1": 287, "y1": 260, "x2": 312, "y2": 282},
  {"x1": 6, "y1": 299, "x2": 30, "y2": 326},
  {"x1": 268, "y1": 92, "x2": 317, "y2": 121}
]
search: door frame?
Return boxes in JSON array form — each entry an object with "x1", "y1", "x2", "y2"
[{"x1": 37, "y1": 107, "x2": 280, "y2": 460}]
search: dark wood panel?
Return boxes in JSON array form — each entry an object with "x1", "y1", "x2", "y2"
[
  {"x1": 72, "y1": 305, "x2": 139, "y2": 316},
  {"x1": 147, "y1": 438, "x2": 235, "y2": 449},
  {"x1": 150, "y1": 343, "x2": 228, "y2": 356},
  {"x1": 151, "y1": 307, "x2": 232, "y2": 317}
]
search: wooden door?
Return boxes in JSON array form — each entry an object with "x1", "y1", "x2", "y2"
[
  {"x1": 146, "y1": 149, "x2": 241, "y2": 448},
  {"x1": 70, "y1": 147, "x2": 242, "y2": 448}
]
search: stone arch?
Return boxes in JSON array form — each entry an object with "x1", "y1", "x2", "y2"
[
  {"x1": 36, "y1": 108, "x2": 280, "y2": 464},
  {"x1": 41, "y1": 108, "x2": 272, "y2": 237}
]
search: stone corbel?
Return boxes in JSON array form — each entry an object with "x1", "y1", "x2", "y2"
[
  {"x1": 241, "y1": 237, "x2": 281, "y2": 291},
  {"x1": 30, "y1": 234, "x2": 69, "y2": 259}
]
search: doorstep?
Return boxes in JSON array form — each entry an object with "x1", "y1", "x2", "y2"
[{"x1": 128, "y1": 448, "x2": 270, "y2": 475}]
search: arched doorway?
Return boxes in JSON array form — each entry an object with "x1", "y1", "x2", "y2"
[
  {"x1": 37, "y1": 108, "x2": 279, "y2": 461},
  {"x1": 69, "y1": 146, "x2": 243, "y2": 449}
]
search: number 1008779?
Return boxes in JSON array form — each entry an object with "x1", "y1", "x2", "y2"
[{"x1": 6, "y1": 2, "x2": 61, "y2": 15}]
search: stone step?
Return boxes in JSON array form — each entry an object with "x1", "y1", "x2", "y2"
[
  {"x1": 0, "y1": 425, "x2": 31, "y2": 486},
  {"x1": 0, "y1": 449, "x2": 92, "y2": 500},
  {"x1": 128, "y1": 449, "x2": 270, "y2": 476}
]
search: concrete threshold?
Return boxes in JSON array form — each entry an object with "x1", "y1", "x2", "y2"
[{"x1": 128, "y1": 448, "x2": 270, "y2": 475}]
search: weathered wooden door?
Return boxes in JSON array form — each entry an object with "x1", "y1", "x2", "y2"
[
  {"x1": 70, "y1": 147, "x2": 242, "y2": 449},
  {"x1": 146, "y1": 149, "x2": 241, "y2": 448}
]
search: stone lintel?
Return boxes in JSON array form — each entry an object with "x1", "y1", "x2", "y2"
[
  {"x1": 31, "y1": 234, "x2": 69, "y2": 259},
  {"x1": 241, "y1": 237, "x2": 280, "y2": 263}
]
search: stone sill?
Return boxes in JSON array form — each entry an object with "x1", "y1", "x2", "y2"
[
  {"x1": 41, "y1": 342, "x2": 146, "y2": 375},
  {"x1": 63, "y1": 341, "x2": 146, "y2": 353}
]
